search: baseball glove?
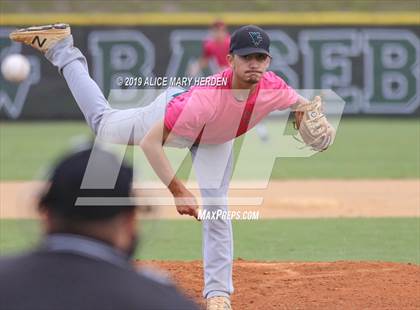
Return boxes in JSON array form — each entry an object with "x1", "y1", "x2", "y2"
[{"x1": 293, "y1": 96, "x2": 336, "y2": 152}]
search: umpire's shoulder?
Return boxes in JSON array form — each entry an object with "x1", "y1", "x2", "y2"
[
  {"x1": 0, "y1": 252, "x2": 30, "y2": 271},
  {"x1": 132, "y1": 265, "x2": 199, "y2": 309},
  {"x1": 136, "y1": 265, "x2": 173, "y2": 286}
]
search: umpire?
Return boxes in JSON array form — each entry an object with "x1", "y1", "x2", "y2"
[{"x1": 0, "y1": 146, "x2": 198, "y2": 310}]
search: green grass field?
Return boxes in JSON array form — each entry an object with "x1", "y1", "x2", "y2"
[
  {"x1": 1, "y1": 118, "x2": 419, "y2": 180},
  {"x1": 1, "y1": 218, "x2": 418, "y2": 263},
  {"x1": 0, "y1": 118, "x2": 418, "y2": 263}
]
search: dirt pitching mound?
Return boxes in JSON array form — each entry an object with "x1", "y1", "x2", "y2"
[{"x1": 137, "y1": 260, "x2": 420, "y2": 309}]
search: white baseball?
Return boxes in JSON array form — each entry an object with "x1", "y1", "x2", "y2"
[{"x1": 1, "y1": 54, "x2": 31, "y2": 83}]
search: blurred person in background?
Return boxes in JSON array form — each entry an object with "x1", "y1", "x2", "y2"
[
  {"x1": 188, "y1": 20, "x2": 230, "y2": 77},
  {"x1": 0, "y1": 146, "x2": 199, "y2": 310}
]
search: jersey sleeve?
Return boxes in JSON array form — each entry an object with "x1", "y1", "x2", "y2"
[{"x1": 268, "y1": 72, "x2": 299, "y2": 110}]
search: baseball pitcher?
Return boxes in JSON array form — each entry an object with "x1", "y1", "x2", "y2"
[{"x1": 10, "y1": 23, "x2": 335, "y2": 310}]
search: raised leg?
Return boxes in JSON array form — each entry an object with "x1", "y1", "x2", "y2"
[
  {"x1": 45, "y1": 35, "x2": 110, "y2": 134},
  {"x1": 45, "y1": 35, "x2": 178, "y2": 145}
]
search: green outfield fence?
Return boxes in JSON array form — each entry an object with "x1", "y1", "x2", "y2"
[{"x1": 0, "y1": 12, "x2": 419, "y2": 119}]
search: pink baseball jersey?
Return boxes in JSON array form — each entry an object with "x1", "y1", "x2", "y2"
[
  {"x1": 202, "y1": 36, "x2": 230, "y2": 68},
  {"x1": 164, "y1": 68, "x2": 298, "y2": 144}
]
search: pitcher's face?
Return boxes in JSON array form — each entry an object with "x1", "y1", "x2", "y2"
[{"x1": 228, "y1": 53, "x2": 271, "y2": 85}]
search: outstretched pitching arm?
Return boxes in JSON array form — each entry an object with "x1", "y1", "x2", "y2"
[{"x1": 140, "y1": 120, "x2": 199, "y2": 220}]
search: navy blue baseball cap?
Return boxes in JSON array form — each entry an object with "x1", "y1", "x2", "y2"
[
  {"x1": 229, "y1": 25, "x2": 271, "y2": 57},
  {"x1": 39, "y1": 147, "x2": 135, "y2": 220}
]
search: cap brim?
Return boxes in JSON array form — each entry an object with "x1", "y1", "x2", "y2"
[{"x1": 232, "y1": 47, "x2": 271, "y2": 57}]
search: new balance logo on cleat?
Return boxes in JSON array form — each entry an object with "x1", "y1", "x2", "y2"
[
  {"x1": 31, "y1": 36, "x2": 46, "y2": 48},
  {"x1": 9, "y1": 23, "x2": 71, "y2": 53}
]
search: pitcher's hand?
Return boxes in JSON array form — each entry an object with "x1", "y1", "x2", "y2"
[{"x1": 173, "y1": 187, "x2": 200, "y2": 220}]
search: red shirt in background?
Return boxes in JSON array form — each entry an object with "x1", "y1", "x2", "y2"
[{"x1": 202, "y1": 36, "x2": 230, "y2": 69}]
